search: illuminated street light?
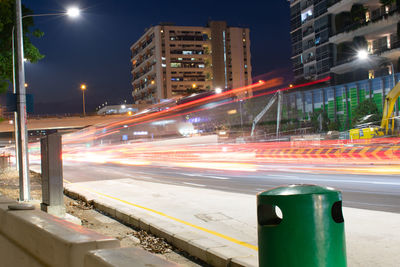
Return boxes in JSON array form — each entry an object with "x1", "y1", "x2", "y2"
[
  {"x1": 81, "y1": 84, "x2": 87, "y2": 116},
  {"x1": 357, "y1": 50, "x2": 369, "y2": 60},
  {"x1": 24, "y1": 83, "x2": 28, "y2": 88},
  {"x1": 215, "y1": 87, "x2": 222, "y2": 94},
  {"x1": 12, "y1": 4, "x2": 83, "y2": 201},
  {"x1": 121, "y1": 105, "x2": 126, "y2": 109},
  {"x1": 66, "y1": 7, "x2": 80, "y2": 18},
  {"x1": 192, "y1": 83, "x2": 197, "y2": 89}
]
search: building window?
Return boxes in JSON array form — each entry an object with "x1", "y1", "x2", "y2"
[
  {"x1": 368, "y1": 70, "x2": 375, "y2": 79},
  {"x1": 301, "y1": 9, "x2": 313, "y2": 23},
  {"x1": 367, "y1": 40, "x2": 373, "y2": 53},
  {"x1": 171, "y1": 63, "x2": 181, "y2": 68},
  {"x1": 365, "y1": 11, "x2": 370, "y2": 22}
]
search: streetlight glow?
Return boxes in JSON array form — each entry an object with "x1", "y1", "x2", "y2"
[
  {"x1": 215, "y1": 87, "x2": 222, "y2": 94},
  {"x1": 80, "y1": 84, "x2": 86, "y2": 90},
  {"x1": 357, "y1": 50, "x2": 369, "y2": 60},
  {"x1": 66, "y1": 7, "x2": 80, "y2": 18}
]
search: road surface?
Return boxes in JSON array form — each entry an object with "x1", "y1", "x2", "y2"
[{"x1": 51, "y1": 161, "x2": 400, "y2": 213}]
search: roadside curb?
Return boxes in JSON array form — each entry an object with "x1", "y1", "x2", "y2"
[{"x1": 64, "y1": 187, "x2": 258, "y2": 267}]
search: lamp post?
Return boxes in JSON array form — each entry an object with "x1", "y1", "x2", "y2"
[
  {"x1": 13, "y1": 2, "x2": 81, "y2": 201},
  {"x1": 81, "y1": 84, "x2": 87, "y2": 116}
]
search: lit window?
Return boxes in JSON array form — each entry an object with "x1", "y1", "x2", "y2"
[
  {"x1": 245, "y1": 64, "x2": 247, "y2": 68},
  {"x1": 171, "y1": 63, "x2": 181, "y2": 68},
  {"x1": 365, "y1": 11, "x2": 370, "y2": 22},
  {"x1": 368, "y1": 70, "x2": 374, "y2": 79},
  {"x1": 162, "y1": 63, "x2": 166, "y2": 67},
  {"x1": 183, "y1": 51, "x2": 193, "y2": 55},
  {"x1": 191, "y1": 58, "x2": 196, "y2": 61},
  {"x1": 367, "y1": 40, "x2": 373, "y2": 53},
  {"x1": 178, "y1": 58, "x2": 183, "y2": 60},
  {"x1": 198, "y1": 64, "x2": 205, "y2": 68},
  {"x1": 162, "y1": 57, "x2": 166, "y2": 60},
  {"x1": 301, "y1": 9, "x2": 313, "y2": 23},
  {"x1": 387, "y1": 36, "x2": 391, "y2": 49}
]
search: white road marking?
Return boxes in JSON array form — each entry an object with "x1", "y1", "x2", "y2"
[
  {"x1": 181, "y1": 173, "x2": 230, "y2": 180},
  {"x1": 183, "y1": 182, "x2": 206, "y2": 187},
  {"x1": 266, "y1": 175, "x2": 400, "y2": 186}
]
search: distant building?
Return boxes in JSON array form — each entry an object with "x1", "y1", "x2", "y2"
[
  {"x1": 130, "y1": 21, "x2": 252, "y2": 104},
  {"x1": 288, "y1": 0, "x2": 399, "y2": 85}
]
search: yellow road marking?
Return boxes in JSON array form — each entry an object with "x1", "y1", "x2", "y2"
[{"x1": 63, "y1": 180, "x2": 258, "y2": 251}]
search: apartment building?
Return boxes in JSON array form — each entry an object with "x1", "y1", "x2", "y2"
[
  {"x1": 130, "y1": 21, "x2": 252, "y2": 104},
  {"x1": 289, "y1": 0, "x2": 399, "y2": 85}
]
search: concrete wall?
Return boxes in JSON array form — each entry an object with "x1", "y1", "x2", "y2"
[{"x1": 0, "y1": 196, "x2": 177, "y2": 267}]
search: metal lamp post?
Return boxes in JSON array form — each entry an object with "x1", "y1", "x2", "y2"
[
  {"x1": 13, "y1": 2, "x2": 81, "y2": 201},
  {"x1": 81, "y1": 84, "x2": 87, "y2": 116}
]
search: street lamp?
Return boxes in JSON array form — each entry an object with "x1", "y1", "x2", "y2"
[
  {"x1": 215, "y1": 87, "x2": 222, "y2": 94},
  {"x1": 81, "y1": 84, "x2": 87, "y2": 116},
  {"x1": 357, "y1": 49, "x2": 395, "y2": 85},
  {"x1": 12, "y1": 3, "x2": 82, "y2": 201},
  {"x1": 357, "y1": 49, "x2": 397, "y2": 115}
]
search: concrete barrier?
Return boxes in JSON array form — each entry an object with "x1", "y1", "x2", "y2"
[
  {"x1": 0, "y1": 195, "x2": 181, "y2": 267},
  {"x1": 0, "y1": 196, "x2": 120, "y2": 267},
  {"x1": 84, "y1": 247, "x2": 179, "y2": 267}
]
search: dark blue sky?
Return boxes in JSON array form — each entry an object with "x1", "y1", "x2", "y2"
[{"x1": 24, "y1": 0, "x2": 292, "y2": 114}]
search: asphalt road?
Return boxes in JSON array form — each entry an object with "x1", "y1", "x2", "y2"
[{"x1": 56, "y1": 161, "x2": 400, "y2": 213}]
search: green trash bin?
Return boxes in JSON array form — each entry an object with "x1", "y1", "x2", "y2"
[{"x1": 257, "y1": 184, "x2": 346, "y2": 267}]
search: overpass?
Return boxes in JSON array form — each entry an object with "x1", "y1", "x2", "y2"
[{"x1": 0, "y1": 114, "x2": 128, "y2": 145}]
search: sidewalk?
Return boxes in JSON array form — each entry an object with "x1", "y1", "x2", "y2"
[{"x1": 65, "y1": 178, "x2": 400, "y2": 267}]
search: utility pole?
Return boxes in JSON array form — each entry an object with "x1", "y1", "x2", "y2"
[
  {"x1": 11, "y1": 27, "x2": 20, "y2": 173},
  {"x1": 276, "y1": 91, "x2": 282, "y2": 139},
  {"x1": 15, "y1": 0, "x2": 30, "y2": 201}
]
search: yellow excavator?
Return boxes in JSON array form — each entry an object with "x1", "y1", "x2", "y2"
[{"x1": 350, "y1": 81, "x2": 400, "y2": 139}]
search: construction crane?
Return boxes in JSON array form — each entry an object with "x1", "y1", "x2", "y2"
[{"x1": 250, "y1": 91, "x2": 281, "y2": 137}]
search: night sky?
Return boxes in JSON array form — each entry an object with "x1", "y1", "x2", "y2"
[{"x1": 24, "y1": 0, "x2": 292, "y2": 114}]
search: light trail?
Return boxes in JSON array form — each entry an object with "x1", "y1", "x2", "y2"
[{"x1": 10, "y1": 77, "x2": 398, "y2": 174}]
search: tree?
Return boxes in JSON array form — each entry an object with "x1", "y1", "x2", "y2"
[
  {"x1": 310, "y1": 110, "x2": 329, "y2": 132},
  {"x1": 0, "y1": 0, "x2": 44, "y2": 93},
  {"x1": 350, "y1": 4, "x2": 367, "y2": 24},
  {"x1": 351, "y1": 99, "x2": 381, "y2": 127},
  {"x1": 379, "y1": 0, "x2": 395, "y2": 7}
]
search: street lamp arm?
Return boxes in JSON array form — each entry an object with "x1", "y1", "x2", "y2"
[{"x1": 22, "y1": 13, "x2": 67, "y2": 19}]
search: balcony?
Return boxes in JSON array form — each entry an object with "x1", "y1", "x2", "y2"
[
  {"x1": 302, "y1": 26, "x2": 314, "y2": 38},
  {"x1": 301, "y1": 0, "x2": 313, "y2": 11},
  {"x1": 328, "y1": 0, "x2": 370, "y2": 14},
  {"x1": 303, "y1": 55, "x2": 316, "y2": 64},
  {"x1": 379, "y1": 40, "x2": 400, "y2": 61},
  {"x1": 330, "y1": 10, "x2": 399, "y2": 44},
  {"x1": 331, "y1": 40, "x2": 400, "y2": 74}
]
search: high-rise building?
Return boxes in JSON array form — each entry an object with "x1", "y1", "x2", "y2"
[
  {"x1": 288, "y1": 0, "x2": 399, "y2": 85},
  {"x1": 130, "y1": 21, "x2": 252, "y2": 104}
]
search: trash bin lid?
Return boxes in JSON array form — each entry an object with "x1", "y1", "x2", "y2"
[{"x1": 258, "y1": 184, "x2": 338, "y2": 196}]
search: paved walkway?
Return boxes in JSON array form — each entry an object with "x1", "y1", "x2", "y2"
[{"x1": 64, "y1": 177, "x2": 400, "y2": 267}]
